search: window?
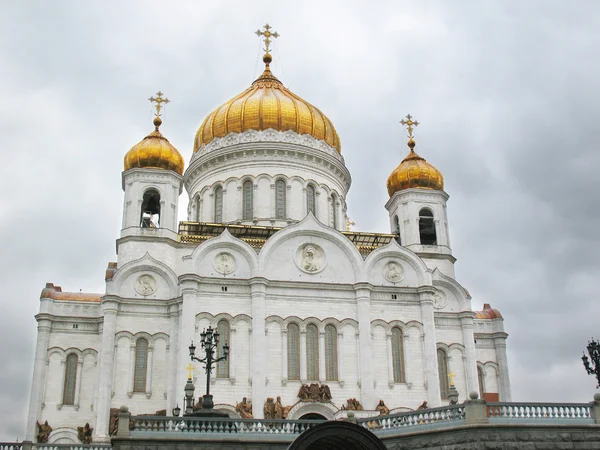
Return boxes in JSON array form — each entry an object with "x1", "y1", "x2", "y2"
[
  {"x1": 478, "y1": 366, "x2": 485, "y2": 397},
  {"x1": 419, "y1": 208, "x2": 437, "y2": 245},
  {"x1": 243, "y1": 180, "x2": 253, "y2": 220},
  {"x1": 325, "y1": 325, "x2": 338, "y2": 381},
  {"x1": 394, "y1": 215, "x2": 401, "y2": 245},
  {"x1": 331, "y1": 194, "x2": 338, "y2": 229},
  {"x1": 391, "y1": 327, "x2": 405, "y2": 383},
  {"x1": 437, "y1": 348, "x2": 449, "y2": 399},
  {"x1": 216, "y1": 320, "x2": 230, "y2": 378},
  {"x1": 133, "y1": 339, "x2": 149, "y2": 392},
  {"x1": 63, "y1": 354, "x2": 78, "y2": 405},
  {"x1": 214, "y1": 187, "x2": 223, "y2": 222},
  {"x1": 306, "y1": 324, "x2": 319, "y2": 380},
  {"x1": 275, "y1": 180, "x2": 286, "y2": 220},
  {"x1": 306, "y1": 185, "x2": 316, "y2": 215},
  {"x1": 287, "y1": 323, "x2": 300, "y2": 380},
  {"x1": 140, "y1": 189, "x2": 160, "y2": 228}
]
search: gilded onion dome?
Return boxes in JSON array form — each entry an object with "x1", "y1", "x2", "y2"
[
  {"x1": 124, "y1": 116, "x2": 184, "y2": 175},
  {"x1": 387, "y1": 138, "x2": 444, "y2": 196},
  {"x1": 194, "y1": 53, "x2": 341, "y2": 153}
]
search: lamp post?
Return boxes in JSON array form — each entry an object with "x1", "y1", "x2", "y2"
[
  {"x1": 189, "y1": 325, "x2": 229, "y2": 410},
  {"x1": 582, "y1": 339, "x2": 600, "y2": 387}
]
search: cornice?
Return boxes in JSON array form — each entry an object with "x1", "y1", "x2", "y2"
[{"x1": 122, "y1": 167, "x2": 184, "y2": 193}]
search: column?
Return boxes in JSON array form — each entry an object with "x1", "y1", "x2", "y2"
[
  {"x1": 229, "y1": 327, "x2": 236, "y2": 382},
  {"x1": 250, "y1": 277, "x2": 268, "y2": 418},
  {"x1": 355, "y1": 331, "x2": 361, "y2": 386},
  {"x1": 318, "y1": 331, "x2": 326, "y2": 381},
  {"x1": 300, "y1": 330, "x2": 307, "y2": 382},
  {"x1": 26, "y1": 318, "x2": 51, "y2": 440},
  {"x1": 337, "y1": 330, "x2": 344, "y2": 383},
  {"x1": 459, "y1": 313, "x2": 478, "y2": 397},
  {"x1": 127, "y1": 343, "x2": 135, "y2": 397},
  {"x1": 270, "y1": 184, "x2": 275, "y2": 220},
  {"x1": 145, "y1": 345, "x2": 154, "y2": 398},
  {"x1": 355, "y1": 283, "x2": 375, "y2": 409},
  {"x1": 74, "y1": 359, "x2": 84, "y2": 410},
  {"x1": 281, "y1": 329, "x2": 288, "y2": 383},
  {"x1": 177, "y1": 276, "x2": 200, "y2": 394},
  {"x1": 418, "y1": 287, "x2": 441, "y2": 407},
  {"x1": 166, "y1": 304, "x2": 179, "y2": 411},
  {"x1": 94, "y1": 301, "x2": 118, "y2": 442},
  {"x1": 58, "y1": 359, "x2": 66, "y2": 408},
  {"x1": 495, "y1": 335, "x2": 512, "y2": 401},
  {"x1": 222, "y1": 188, "x2": 228, "y2": 222},
  {"x1": 386, "y1": 332, "x2": 394, "y2": 387}
]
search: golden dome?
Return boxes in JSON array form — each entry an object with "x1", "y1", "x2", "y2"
[
  {"x1": 194, "y1": 54, "x2": 341, "y2": 153},
  {"x1": 387, "y1": 138, "x2": 444, "y2": 196},
  {"x1": 124, "y1": 116, "x2": 184, "y2": 175}
]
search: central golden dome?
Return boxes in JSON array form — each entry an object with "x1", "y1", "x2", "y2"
[{"x1": 194, "y1": 54, "x2": 341, "y2": 153}]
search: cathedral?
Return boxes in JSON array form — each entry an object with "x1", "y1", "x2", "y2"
[{"x1": 25, "y1": 26, "x2": 511, "y2": 444}]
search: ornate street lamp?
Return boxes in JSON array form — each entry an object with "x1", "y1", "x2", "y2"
[
  {"x1": 189, "y1": 325, "x2": 230, "y2": 411},
  {"x1": 582, "y1": 338, "x2": 600, "y2": 387}
]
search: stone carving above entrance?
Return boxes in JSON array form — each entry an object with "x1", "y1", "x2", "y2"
[
  {"x1": 297, "y1": 383, "x2": 332, "y2": 402},
  {"x1": 296, "y1": 244, "x2": 326, "y2": 274},
  {"x1": 383, "y1": 261, "x2": 404, "y2": 283},
  {"x1": 135, "y1": 274, "x2": 156, "y2": 296},
  {"x1": 214, "y1": 252, "x2": 236, "y2": 275}
]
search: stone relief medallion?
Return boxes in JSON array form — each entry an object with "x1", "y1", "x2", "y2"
[
  {"x1": 383, "y1": 261, "x2": 404, "y2": 283},
  {"x1": 214, "y1": 252, "x2": 236, "y2": 275},
  {"x1": 296, "y1": 243, "x2": 326, "y2": 274},
  {"x1": 135, "y1": 274, "x2": 156, "y2": 296},
  {"x1": 433, "y1": 290, "x2": 447, "y2": 310}
]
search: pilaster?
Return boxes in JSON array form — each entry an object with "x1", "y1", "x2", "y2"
[
  {"x1": 354, "y1": 283, "x2": 375, "y2": 409},
  {"x1": 494, "y1": 334, "x2": 512, "y2": 401},
  {"x1": 459, "y1": 312, "x2": 478, "y2": 396},
  {"x1": 418, "y1": 287, "x2": 441, "y2": 406},
  {"x1": 249, "y1": 277, "x2": 268, "y2": 418},
  {"x1": 26, "y1": 316, "x2": 51, "y2": 440}
]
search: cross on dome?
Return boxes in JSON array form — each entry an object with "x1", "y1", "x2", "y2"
[
  {"x1": 400, "y1": 114, "x2": 419, "y2": 139},
  {"x1": 149, "y1": 91, "x2": 170, "y2": 117},
  {"x1": 255, "y1": 23, "x2": 279, "y2": 54}
]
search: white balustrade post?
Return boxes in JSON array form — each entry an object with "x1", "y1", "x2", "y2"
[
  {"x1": 26, "y1": 317, "x2": 51, "y2": 440},
  {"x1": 419, "y1": 287, "x2": 441, "y2": 407}
]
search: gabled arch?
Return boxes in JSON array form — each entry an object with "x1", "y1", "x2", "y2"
[
  {"x1": 107, "y1": 252, "x2": 179, "y2": 295},
  {"x1": 364, "y1": 239, "x2": 432, "y2": 286},
  {"x1": 432, "y1": 268, "x2": 471, "y2": 311}
]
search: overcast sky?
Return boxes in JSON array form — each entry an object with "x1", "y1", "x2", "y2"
[{"x1": 1, "y1": 0, "x2": 599, "y2": 441}]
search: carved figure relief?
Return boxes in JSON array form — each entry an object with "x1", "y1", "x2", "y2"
[
  {"x1": 297, "y1": 383, "x2": 332, "y2": 402},
  {"x1": 296, "y1": 244, "x2": 326, "y2": 274},
  {"x1": 135, "y1": 274, "x2": 156, "y2": 296},
  {"x1": 383, "y1": 261, "x2": 404, "y2": 283},
  {"x1": 376, "y1": 400, "x2": 390, "y2": 416},
  {"x1": 235, "y1": 397, "x2": 253, "y2": 418},
  {"x1": 341, "y1": 398, "x2": 363, "y2": 411},
  {"x1": 214, "y1": 252, "x2": 236, "y2": 275},
  {"x1": 77, "y1": 423, "x2": 93, "y2": 444},
  {"x1": 36, "y1": 420, "x2": 52, "y2": 443},
  {"x1": 433, "y1": 291, "x2": 447, "y2": 309}
]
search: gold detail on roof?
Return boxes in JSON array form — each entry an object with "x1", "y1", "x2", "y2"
[
  {"x1": 124, "y1": 91, "x2": 184, "y2": 175},
  {"x1": 193, "y1": 27, "x2": 341, "y2": 153},
  {"x1": 387, "y1": 116, "x2": 443, "y2": 196}
]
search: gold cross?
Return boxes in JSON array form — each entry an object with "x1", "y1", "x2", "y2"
[
  {"x1": 255, "y1": 23, "x2": 279, "y2": 53},
  {"x1": 400, "y1": 114, "x2": 419, "y2": 139},
  {"x1": 448, "y1": 371, "x2": 456, "y2": 387},
  {"x1": 148, "y1": 91, "x2": 170, "y2": 117},
  {"x1": 186, "y1": 363, "x2": 194, "y2": 379},
  {"x1": 346, "y1": 217, "x2": 356, "y2": 231}
]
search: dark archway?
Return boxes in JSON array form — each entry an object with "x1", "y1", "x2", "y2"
[
  {"x1": 299, "y1": 413, "x2": 327, "y2": 420},
  {"x1": 288, "y1": 420, "x2": 386, "y2": 450}
]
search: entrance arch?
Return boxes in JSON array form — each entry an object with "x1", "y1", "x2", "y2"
[{"x1": 288, "y1": 420, "x2": 386, "y2": 450}]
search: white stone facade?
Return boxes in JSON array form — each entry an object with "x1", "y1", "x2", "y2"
[{"x1": 26, "y1": 129, "x2": 511, "y2": 443}]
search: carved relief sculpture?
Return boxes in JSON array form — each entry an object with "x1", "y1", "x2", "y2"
[
  {"x1": 36, "y1": 420, "x2": 52, "y2": 443},
  {"x1": 433, "y1": 290, "x2": 447, "y2": 309},
  {"x1": 214, "y1": 252, "x2": 236, "y2": 275},
  {"x1": 235, "y1": 397, "x2": 253, "y2": 418},
  {"x1": 341, "y1": 398, "x2": 363, "y2": 411},
  {"x1": 77, "y1": 423, "x2": 93, "y2": 444},
  {"x1": 383, "y1": 261, "x2": 404, "y2": 283},
  {"x1": 376, "y1": 400, "x2": 390, "y2": 416},
  {"x1": 297, "y1": 383, "x2": 332, "y2": 402},
  {"x1": 135, "y1": 274, "x2": 156, "y2": 296},
  {"x1": 296, "y1": 244, "x2": 325, "y2": 274}
]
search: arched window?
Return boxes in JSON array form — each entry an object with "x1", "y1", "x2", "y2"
[
  {"x1": 287, "y1": 323, "x2": 300, "y2": 380},
  {"x1": 275, "y1": 180, "x2": 286, "y2": 220},
  {"x1": 478, "y1": 366, "x2": 485, "y2": 397},
  {"x1": 216, "y1": 320, "x2": 230, "y2": 378},
  {"x1": 331, "y1": 194, "x2": 338, "y2": 229},
  {"x1": 243, "y1": 180, "x2": 253, "y2": 220},
  {"x1": 306, "y1": 185, "x2": 316, "y2": 215},
  {"x1": 140, "y1": 189, "x2": 160, "y2": 228},
  {"x1": 306, "y1": 324, "x2": 319, "y2": 381},
  {"x1": 214, "y1": 186, "x2": 223, "y2": 223},
  {"x1": 391, "y1": 327, "x2": 405, "y2": 383},
  {"x1": 325, "y1": 325, "x2": 338, "y2": 381},
  {"x1": 419, "y1": 208, "x2": 437, "y2": 245},
  {"x1": 393, "y1": 216, "x2": 401, "y2": 245},
  {"x1": 437, "y1": 348, "x2": 449, "y2": 399},
  {"x1": 133, "y1": 338, "x2": 149, "y2": 392},
  {"x1": 63, "y1": 354, "x2": 78, "y2": 405}
]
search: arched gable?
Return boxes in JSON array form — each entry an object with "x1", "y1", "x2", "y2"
[
  {"x1": 432, "y1": 268, "x2": 471, "y2": 311},
  {"x1": 364, "y1": 239, "x2": 432, "y2": 287}
]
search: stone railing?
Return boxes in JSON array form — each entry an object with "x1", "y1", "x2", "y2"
[
  {"x1": 0, "y1": 445, "x2": 111, "y2": 450},
  {"x1": 357, "y1": 404, "x2": 466, "y2": 433},
  {"x1": 487, "y1": 402, "x2": 594, "y2": 423}
]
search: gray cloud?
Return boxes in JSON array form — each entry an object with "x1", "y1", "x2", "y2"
[{"x1": 1, "y1": 0, "x2": 599, "y2": 440}]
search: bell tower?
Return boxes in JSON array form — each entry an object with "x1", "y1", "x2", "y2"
[{"x1": 121, "y1": 91, "x2": 184, "y2": 234}]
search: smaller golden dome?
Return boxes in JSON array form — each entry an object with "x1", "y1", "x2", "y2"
[
  {"x1": 387, "y1": 138, "x2": 444, "y2": 196},
  {"x1": 124, "y1": 116, "x2": 184, "y2": 175}
]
